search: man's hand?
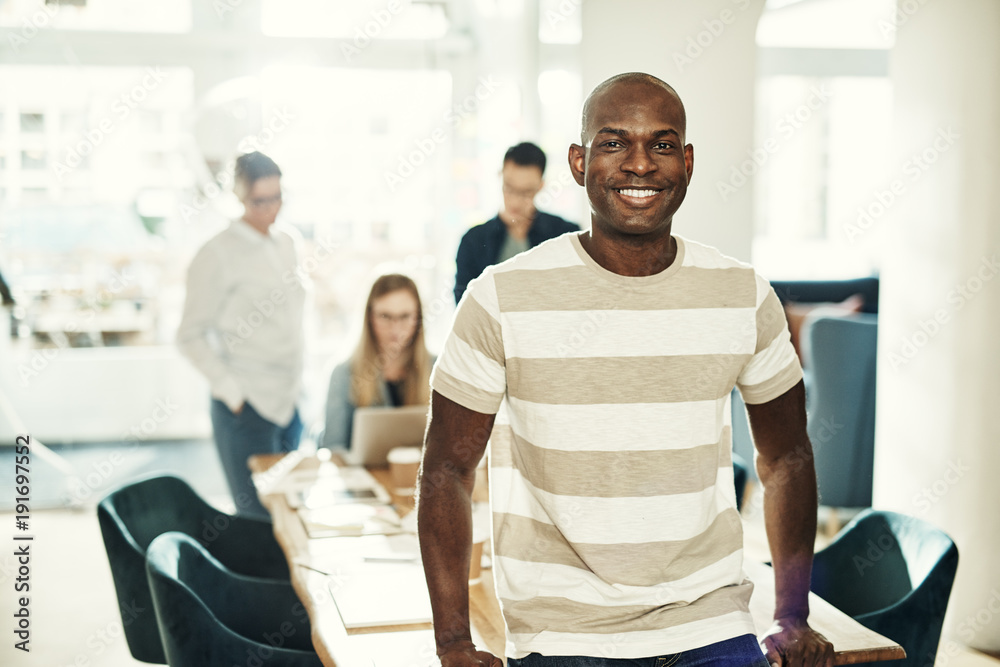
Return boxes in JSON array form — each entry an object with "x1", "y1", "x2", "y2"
[
  {"x1": 439, "y1": 640, "x2": 503, "y2": 667},
  {"x1": 760, "y1": 616, "x2": 834, "y2": 667}
]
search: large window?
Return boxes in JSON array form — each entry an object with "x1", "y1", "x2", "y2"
[
  {"x1": 0, "y1": 0, "x2": 191, "y2": 33},
  {"x1": 752, "y1": 0, "x2": 895, "y2": 279},
  {"x1": 0, "y1": 65, "x2": 194, "y2": 347},
  {"x1": 261, "y1": 0, "x2": 448, "y2": 39},
  {"x1": 0, "y1": 63, "x2": 462, "y2": 355},
  {"x1": 0, "y1": 2, "x2": 561, "y2": 441}
]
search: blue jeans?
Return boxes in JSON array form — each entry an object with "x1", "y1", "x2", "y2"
[
  {"x1": 507, "y1": 634, "x2": 769, "y2": 667},
  {"x1": 210, "y1": 399, "x2": 302, "y2": 519}
]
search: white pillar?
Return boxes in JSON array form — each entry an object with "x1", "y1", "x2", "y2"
[
  {"x1": 580, "y1": 0, "x2": 766, "y2": 261},
  {"x1": 876, "y1": 0, "x2": 1000, "y2": 654}
]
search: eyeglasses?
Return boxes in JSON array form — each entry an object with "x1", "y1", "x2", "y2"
[
  {"x1": 373, "y1": 312, "x2": 418, "y2": 325},
  {"x1": 502, "y1": 184, "x2": 539, "y2": 200},
  {"x1": 248, "y1": 194, "x2": 283, "y2": 209}
]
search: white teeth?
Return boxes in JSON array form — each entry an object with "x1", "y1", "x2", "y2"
[{"x1": 618, "y1": 189, "x2": 658, "y2": 199}]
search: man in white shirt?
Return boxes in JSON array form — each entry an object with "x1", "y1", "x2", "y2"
[{"x1": 177, "y1": 151, "x2": 305, "y2": 518}]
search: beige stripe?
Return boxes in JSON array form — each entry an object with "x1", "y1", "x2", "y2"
[
  {"x1": 507, "y1": 356, "x2": 749, "y2": 405},
  {"x1": 488, "y1": 423, "x2": 515, "y2": 467},
  {"x1": 431, "y1": 370, "x2": 505, "y2": 415},
  {"x1": 739, "y1": 360, "x2": 802, "y2": 405},
  {"x1": 494, "y1": 266, "x2": 757, "y2": 312},
  {"x1": 501, "y1": 579, "x2": 752, "y2": 635},
  {"x1": 508, "y1": 431, "x2": 731, "y2": 497},
  {"x1": 755, "y1": 288, "x2": 788, "y2": 354},
  {"x1": 493, "y1": 510, "x2": 744, "y2": 586},
  {"x1": 452, "y1": 294, "x2": 505, "y2": 366}
]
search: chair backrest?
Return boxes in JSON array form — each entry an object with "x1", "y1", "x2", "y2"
[
  {"x1": 811, "y1": 509, "x2": 959, "y2": 667},
  {"x1": 771, "y1": 277, "x2": 880, "y2": 314},
  {"x1": 804, "y1": 314, "x2": 878, "y2": 508},
  {"x1": 102, "y1": 475, "x2": 212, "y2": 550},
  {"x1": 730, "y1": 388, "x2": 756, "y2": 483},
  {"x1": 146, "y1": 532, "x2": 321, "y2": 667},
  {"x1": 97, "y1": 475, "x2": 214, "y2": 663},
  {"x1": 732, "y1": 452, "x2": 749, "y2": 512},
  {"x1": 97, "y1": 473, "x2": 289, "y2": 663}
]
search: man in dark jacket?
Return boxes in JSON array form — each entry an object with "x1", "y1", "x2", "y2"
[{"x1": 453, "y1": 142, "x2": 579, "y2": 303}]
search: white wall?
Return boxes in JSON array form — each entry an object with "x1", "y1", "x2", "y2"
[
  {"x1": 0, "y1": 328, "x2": 211, "y2": 444},
  {"x1": 580, "y1": 0, "x2": 766, "y2": 262},
  {"x1": 875, "y1": 0, "x2": 1000, "y2": 655}
]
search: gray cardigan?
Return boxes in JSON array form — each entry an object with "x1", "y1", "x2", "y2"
[{"x1": 321, "y1": 357, "x2": 435, "y2": 450}]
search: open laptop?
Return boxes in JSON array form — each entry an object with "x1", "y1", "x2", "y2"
[{"x1": 346, "y1": 404, "x2": 429, "y2": 466}]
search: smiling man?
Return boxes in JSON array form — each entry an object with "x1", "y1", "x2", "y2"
[{"x1": 418, "y1": 73, "x2": 834, "y2": 667}]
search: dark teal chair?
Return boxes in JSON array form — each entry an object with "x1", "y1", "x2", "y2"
[
  {"x1": 97, "y1": 475, "x2": 289, "y2": 663},
  {"x1": 771, "y1": 277, "x2": 879, "y2": 314},
  {"x1": 732, "y1": 452, "x2": 749, "y2": 512},
  {"x1": 810, "y1": 509, "x2": 959, "y2": 667},
  {"x1": 803, "y1": 314, "x2": 878, "y2": 508},
  {"x1": 146, "y1": 532, "x2": 322, "y2": 667}
]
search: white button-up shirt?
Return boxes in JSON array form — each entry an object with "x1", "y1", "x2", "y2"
[{"x1": 177, "y1": 219, "x2": 306, "y2": 426}]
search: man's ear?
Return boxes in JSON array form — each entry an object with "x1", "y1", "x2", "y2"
[{"x1": 568, "y1": 144, "x2": 586, "y2": 186}]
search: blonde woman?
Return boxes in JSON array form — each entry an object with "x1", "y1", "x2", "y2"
[{"x1": 322, "y1": 274, "x2": 433, "y2": 451}]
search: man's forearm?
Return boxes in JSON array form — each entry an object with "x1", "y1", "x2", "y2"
[
  {"x1": 417, "y1": 456, "x2": 477, "y2": 653},
  {"x1": 758, "y1": 439, "x2": 818, "y2": 621}
]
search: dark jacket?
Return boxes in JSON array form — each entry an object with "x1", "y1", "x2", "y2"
[{"x1": 453, "y1": 212, "x2": 579, "y2": 303}]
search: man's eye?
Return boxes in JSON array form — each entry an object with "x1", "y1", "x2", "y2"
[
  {"x1": 655, "y1": 142, "x2": 674, "y2": 150},
  {"x1": 603, "y1": 141, "x2": 621, "y2": 148}
]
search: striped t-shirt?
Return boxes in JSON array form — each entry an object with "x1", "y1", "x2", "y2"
[{"x1": 431, "y1": 232, "x2": 801, "y2": 659}]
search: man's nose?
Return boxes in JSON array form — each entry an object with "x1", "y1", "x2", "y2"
[{"x1": 620, "y1": 146, "x2": 657, "y2": 176}]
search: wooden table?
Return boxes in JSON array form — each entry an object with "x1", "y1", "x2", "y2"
[{"x1": 250, "y1": 453, "x2": 904, "y2": 666}]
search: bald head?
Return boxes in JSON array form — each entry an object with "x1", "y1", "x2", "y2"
[{"x1": 581, "y1": 73, "x2": 686, "y2": 145}]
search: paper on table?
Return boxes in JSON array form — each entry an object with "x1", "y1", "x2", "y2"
[
  {"x1": 329, "y1": 562, "x2": 433, "y2": 629},
  {"x1": 294, "y1": 534, "x2": 432, "y2": 629},
  {"x1": 277, "y1": 465, "x2": 391, "y2": 507},
  {"x1": 299, "y1": 504, "x2": 403, "y2": 538},
  {"x1": 301, "y1": 533, "x2": 421, "y2": 564}
]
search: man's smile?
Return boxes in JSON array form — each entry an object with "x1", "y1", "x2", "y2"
[{"x1": 614, "y1": 187, "x2": 663, "y2": 205}]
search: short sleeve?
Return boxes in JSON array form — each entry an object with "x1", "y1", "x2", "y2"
[
  {"x1": 736, "y1": 275, "x2": 803, "y2": 404},
  {"x1": 431, "y1": 271, "x2": 507, "y2": 414}
]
